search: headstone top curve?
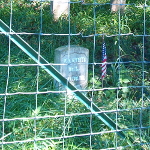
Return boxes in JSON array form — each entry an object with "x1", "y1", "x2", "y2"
[{"x1": 55, "y1": 45, "x2": 89, "y2": 52}]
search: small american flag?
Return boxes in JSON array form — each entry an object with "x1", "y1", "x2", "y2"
[{"x1": 101, "y1": 42, "x2": 107, "y2": 79}]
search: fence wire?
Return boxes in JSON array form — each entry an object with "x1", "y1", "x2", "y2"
[{"x1": 0, "y1": 0, "x2": 150, "y2": 149}]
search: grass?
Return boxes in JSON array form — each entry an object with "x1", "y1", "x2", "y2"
[{"x1": 0, "y1": 0, "x2": 150, "y2": 149}]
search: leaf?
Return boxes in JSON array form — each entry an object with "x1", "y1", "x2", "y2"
[
  {"x1": 122, "y1": 79, "x2": 130, "y2": 83},
  {"x1": 32, "y1": 106, "x2": 41, "y2": 116}
]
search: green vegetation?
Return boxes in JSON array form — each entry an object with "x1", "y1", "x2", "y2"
[{"x1": 0, "y1": 0, "x2": 150, "y2": 149}]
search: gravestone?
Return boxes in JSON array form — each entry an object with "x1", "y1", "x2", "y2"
[
  {"x1": 111, "y1": 0, "x2": 126, "y2": 13},
  {"x1": 51, "y1": 0, "x2": 70, "y2": 20},
  {"x1": 54, "y1": 45, "x2": 89, "y2": 92}
]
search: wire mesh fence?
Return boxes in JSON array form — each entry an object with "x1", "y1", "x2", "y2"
[{"x1": 0, "y1": 0, "x2": 150, "y2": 149}]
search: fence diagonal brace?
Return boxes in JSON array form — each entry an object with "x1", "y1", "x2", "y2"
[{"x1": 0, "y1": 19, "x2": 133, "y2": 144}]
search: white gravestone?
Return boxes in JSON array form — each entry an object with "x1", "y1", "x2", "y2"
[
  {"x1": 111, "y1": 0, "x2": 126, "y2": 12},
  {"x1": 51, "y1": 0, "x2": 70, "y2": 20},
  {"x1": 54, "y1": 45, "x2": 89, "y2": 91}
]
